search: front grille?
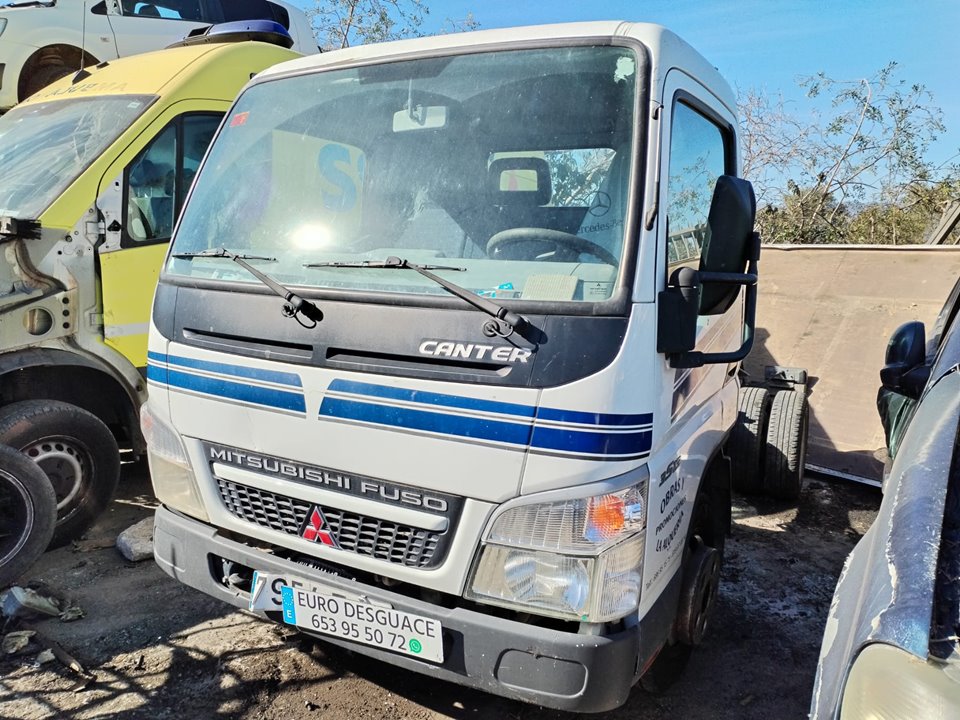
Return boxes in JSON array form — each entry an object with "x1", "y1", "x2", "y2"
[{"x1": 215, "y1": 478, "x2": 444, "y2": 568}]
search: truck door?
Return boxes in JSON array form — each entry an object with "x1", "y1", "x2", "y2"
[
  {"x1": 96, "y1": 104, "x2": 226, "y2": 368},
  {"x1": 640, "y1": 70, "x2": 740, "y2": 612},
  {"x1": 105, "y1": 0, "x2": 212, "y2": 57}
]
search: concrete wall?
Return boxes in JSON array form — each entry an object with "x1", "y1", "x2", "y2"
[{"x1": 743, "y1": 245, "x2": 960, "y2": 479}]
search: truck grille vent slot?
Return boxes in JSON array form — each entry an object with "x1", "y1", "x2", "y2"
[{"x1": 215, "y1": 478, "x2": 443, "y2": 568}]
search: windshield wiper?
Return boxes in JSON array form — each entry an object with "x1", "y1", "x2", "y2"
[
  {"x1": 306, "y1": 258, "x2": 466, "y2": 271},
  {"x1": 173, "y1": 247, "x2": 323, "y2": 327},
  {"x1": 304, "y1": 255, "x2": 528, "y2": 336},
  {"x1": 172, "y1": 247, "x2": 276, "y2": 262}
]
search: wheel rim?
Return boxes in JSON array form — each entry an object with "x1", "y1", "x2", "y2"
[
  {"x1": 22, "y1": 437, "x2": 89, "y2": 514},
  {"x1": 694, "y1": 551, "x2": 721, "y2": 640},
  {"x1": 0, "y1": 472, "x2": 33, "y2": 565}
]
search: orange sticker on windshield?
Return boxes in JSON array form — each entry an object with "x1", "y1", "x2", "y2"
[{"x1": 230, "y1": 112, "x2": 250, "y2": 127}]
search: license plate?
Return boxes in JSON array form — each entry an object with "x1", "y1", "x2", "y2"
[{"x1": 249, "y1": 572, "x2": 444, "y2": 663}]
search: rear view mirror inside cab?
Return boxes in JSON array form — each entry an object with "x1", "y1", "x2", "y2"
[{"x1": 392, "y1": 105, "x2": 448, "y2": 132}]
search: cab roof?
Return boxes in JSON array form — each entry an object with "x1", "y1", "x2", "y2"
[
  {"x1": 258, "y1": 21, "x2": 737, "y2": 115},
  {"x1": 22, "y1": 41, "x2": 297, "y2": 106}
]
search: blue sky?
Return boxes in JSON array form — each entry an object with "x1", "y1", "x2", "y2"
[{"x1": 293, "y1": 0, "x2": 960, "y2": 169}]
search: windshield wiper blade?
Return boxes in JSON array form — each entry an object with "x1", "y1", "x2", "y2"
[
  {"x1": 172, "y1": 247, "x2": 276, "y2": 262},
  {"x1": 174, "y1": 247, "x2": 323, "y2": 326},
  {"x1": 304, "y1": 255, "x2": 528, "y2": 336},
  {"x1": 305, "y1": 258, "x2": 465, "y2": 272}
]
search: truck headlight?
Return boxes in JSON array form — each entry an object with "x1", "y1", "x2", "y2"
[
  {"x1": 840, "y1": 643, "x2": 960, "y2": 719},
  {"x1": 466, "y1": 482, "x2": 646, "y2": 622},
  {"x1": 140, "y1": 403, "x2": 209, "y2": 522}
]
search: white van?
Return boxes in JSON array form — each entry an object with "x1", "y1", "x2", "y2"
[{"x1": 0, "y1": 0, "x2": 317, "y2": 109}]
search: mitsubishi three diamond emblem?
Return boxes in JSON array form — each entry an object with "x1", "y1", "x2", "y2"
[{"x1": 301, "y1": 507, "x2": 339, "y2": 548}]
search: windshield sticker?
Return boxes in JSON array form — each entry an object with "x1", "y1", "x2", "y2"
[
  {"x1": 614, "y1": 56, "x2": 636, "y2": 83},
  {"x1": 477, "y1": 282, "x2": 519, "y2": 299},
  {"x1": 229, "y1": 111, "x2": 250, "y2": 128}
]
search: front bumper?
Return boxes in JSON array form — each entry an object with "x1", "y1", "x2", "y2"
[{"x1": 154, "y1": 505, "x2": 644, "y2": 712}]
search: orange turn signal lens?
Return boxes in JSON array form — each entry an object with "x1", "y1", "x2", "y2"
[{"x1": 586, "y1": 495, "x2": 625, "y2": 540}]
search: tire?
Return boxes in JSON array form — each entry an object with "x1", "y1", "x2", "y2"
[
  {"x1": 0, "y1": 401, "x2": 120, "y2": 547},
  {"x1": 763, "y1": 390, "x2": 809, "y2": 500},
  {"x1": 641, "y1": 468, "x2": 727, "y2": 692},
  {"x1": 22, "y1": 62, "x2": 72, "y2": 100},
  {"x1": 728, "y1": 386, "x2": 771, "y2": 494},
  {"x1": 0, "y1": 444, "x2": 57, "y2": 587}
]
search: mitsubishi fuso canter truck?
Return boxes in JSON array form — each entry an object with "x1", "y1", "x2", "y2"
[{"x1": 144, "y1": 21, "x2": 785, "y2": 711}]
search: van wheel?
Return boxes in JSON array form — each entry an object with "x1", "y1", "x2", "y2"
[
  {"x1": 0, "y1": 401, "x2": 120, "y2": 547},
  {"x1": 22, "y1": 61, "x2": 72, "y2": 99},
  {"x1": 0, "y1": 445, "x2": 57, "y2": 587},
  {"x1": 728, "y1": 386, "x2": 771, "y2": 494},
  {"x1": 763, "y1": 390, "x2": 809, "y2": 500}
]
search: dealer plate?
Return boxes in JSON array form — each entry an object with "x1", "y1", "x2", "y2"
[{"x1": 249, "y1": 572, "x2": 444, "y2": 663}]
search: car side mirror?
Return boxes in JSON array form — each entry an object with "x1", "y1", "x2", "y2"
[
  {"x1": 657, "y1": 176, "x2": 760, "y2": 367},
  {"x1": 880, "y1": 321, "x2": 929, "y2": 399}
]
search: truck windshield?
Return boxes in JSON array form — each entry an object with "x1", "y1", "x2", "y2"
[
  {"x1": 0, "y1": 94, "x2": 154, "y2": 220},
  {"x1": 167, "y1": 45, "x2": 639, "y2": 304}
]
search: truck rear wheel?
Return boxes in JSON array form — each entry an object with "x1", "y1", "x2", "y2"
[
  {"x1": 0, "y1": 401, "x2": 120, "y2": 547},
  {"x1": 728, "y1": 386, "x2": 771, "y2": 494},
  {"x1": 763, "y1": 390, "x2": 809, "y2": 500},
  {"x1": 0, "y1": 444, "x2": 57, "y2": 587}
]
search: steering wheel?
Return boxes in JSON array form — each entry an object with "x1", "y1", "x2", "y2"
[{"x1": 486, "y1": 227, "x2": 618, "y2": 266}]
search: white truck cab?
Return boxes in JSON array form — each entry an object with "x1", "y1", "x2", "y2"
[{"x1": 144, "y1": 22, "x2": 762, "y2": 710}]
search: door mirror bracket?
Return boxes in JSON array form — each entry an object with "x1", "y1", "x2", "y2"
[{"x1": 657, "y1": 175, "x2": 760, "y2": 369}]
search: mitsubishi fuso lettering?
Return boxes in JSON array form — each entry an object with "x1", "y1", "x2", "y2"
[{"x1": 145, "y1": 22, "x2": 767, "y2": 711}]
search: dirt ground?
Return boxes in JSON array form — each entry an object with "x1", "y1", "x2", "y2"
[{"x1": 0, "y1": 461, "x2": 879, "y2": 720}]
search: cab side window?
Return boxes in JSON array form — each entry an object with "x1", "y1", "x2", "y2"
[
  {"x1": 124, "y1": 114, "x2": 221, "y2": 246},
  {"x1": 666, "y1": 102, "x2": 729, "y2": 269}
]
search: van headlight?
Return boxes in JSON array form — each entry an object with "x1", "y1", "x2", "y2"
[
  {"x1": 840, "y1": 643, "x2": 960, "y2": 719},
  {"x1": 140, "y1": 403, "x2": 209, "y2": 522},
  {"x1": 465, "y1": 481, "x2": 646, "y2": 622}
]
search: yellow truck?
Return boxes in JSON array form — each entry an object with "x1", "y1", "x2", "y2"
[{"x1": 0, "y1": 22, "x2": 299, "y2": 546}]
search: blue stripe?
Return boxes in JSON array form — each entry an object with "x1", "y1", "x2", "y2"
[
  {"x1": 327, "y1": 379, "x2": 649, "y2": 427},
  {"x1": 536, "y1": 408, "x2": 653, "y2": 427},
  {"x1": 149, "y1": 352, "x2": 302, "y2": 388},
  {"x1": 146, "y1": 364, "x2": 168, "y2": 384},
  {"x1": 320, "y1": 397, "x2": 532, "y2": 446},
  {"x1": 531, "y1": 426, "x2": 652, "y2": 456},
  {"x1": 328, "y1": 379, "x2": 535, "y2": 419},
  {"x1": 166, "y1": 368, "x2": 306, "y2": 413}
]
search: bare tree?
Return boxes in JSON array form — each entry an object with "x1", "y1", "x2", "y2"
[
  {"x1": 740, "y1": 63, "x2": 960, "y2": 244},
  {"x1": 310, "y1": 0, "x2": 478, "y2": 50}
]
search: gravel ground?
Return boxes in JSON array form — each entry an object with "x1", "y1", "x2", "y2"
[{"x1": 0, "y1": 461, "x2": 879, "y2": 720}]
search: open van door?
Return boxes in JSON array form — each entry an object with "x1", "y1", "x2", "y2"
[{"x1": 96, "y1": 101, "x2": 226, "y2": 367}]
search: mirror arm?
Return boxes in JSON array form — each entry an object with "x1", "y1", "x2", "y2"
[{"x1": 668, "y1": 232, "x2": 761, "y2": 369}]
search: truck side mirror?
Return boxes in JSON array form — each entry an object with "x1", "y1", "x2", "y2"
[
  {"x1": 699, "y1": 175, "x2": 757, "y2": 315},
  {"x1": 880, "y1": 321, "x2": 929, "y2": 399},
  {"x1": 657, "y1": 176, "x2": 760, "y2": 368}
]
